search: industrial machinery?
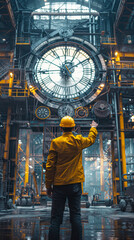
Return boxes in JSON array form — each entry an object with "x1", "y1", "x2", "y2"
[
  {"x1": 81, "y1": 193, "x2": 90, "y2": 208},
  {"x1": 91, "y1": 193, "x2": 112, "y2": 207},
  {"x1": 119, "y1": 173, "x2": 134, "y2": 212},
  {"x1": 16, "y1": 172, "x2": 40, "y2": 206}
]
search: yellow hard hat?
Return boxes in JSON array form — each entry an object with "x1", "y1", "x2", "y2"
[{"x1": 60, "y1": 116, "x2": 75, "y2": 128}]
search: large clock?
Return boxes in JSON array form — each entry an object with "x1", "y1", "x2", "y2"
[{"x1": 26, "y1": 36, "x2": 106, "y2": 108}]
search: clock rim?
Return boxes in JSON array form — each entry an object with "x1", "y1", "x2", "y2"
[
  {"x1": 35, "y1": 106, "x2": 51, "y2": 120},
  {"x1": 26, "y1": 36, "x2": 107, "y2": 109},
  {"x1": 58, "y1": 104, "x2": 75, "y2": 118},
  {"x1": 75, "y1": 106, "x2": 89, "y2": 118}
]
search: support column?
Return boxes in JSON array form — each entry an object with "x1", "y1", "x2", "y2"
[
  {"x1": 119, "y1": 94, "x2": 127, "y2": 188},
  {"x1": 8, "y1": 124, "x2": 19, "y2": 204},
  {"x1": 8, "y1": 72, "x2": 14, "y2": 97},
  {"x1": 99, "y1": 133, "x2": 104, "y2": 192},
  {"x1": 3, "y1": 107, "x2": 11, "y2": 194},
  {"x1": 113, "y1": 63, "x2": 123, "y2": 196},
  {"x1": 25, "y1": 131, "x2": 30, "y2": 186},
  {"x1": 111, "y1": 132, "x2": 117, "y2": 204}
]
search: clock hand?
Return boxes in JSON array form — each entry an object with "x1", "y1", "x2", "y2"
[
  {"x1": 70, "y1": 75, "x2": 76, "y2": 83},
  {"x1": 69, "y1": 58, "x2": 90, "y2": 69},
  {"x1": 65, "y1": 65, "x2": 71, "y2": 75},
  {"x1": 38, "y1": 70, "x2": 60, "y2": 74},
  {"x1": 51, "y1": 50, "x2": 63, "y2": 65},
  {"x1": 42, "y1": 57, "x2": 62, "y2": 69},
  {"x1": 64, "y1": 65, "x2": 76, "y2": 83}
]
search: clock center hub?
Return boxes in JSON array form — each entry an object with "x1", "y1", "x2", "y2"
[{"x1": 60, "y1": 61, "x2": 74, "y2": 80}]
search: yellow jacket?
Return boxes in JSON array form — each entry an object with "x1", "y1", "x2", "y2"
[{"x1": 45, "y1": 127, "x2": 98, "y2": 189}]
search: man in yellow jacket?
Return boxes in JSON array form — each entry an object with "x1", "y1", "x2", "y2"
[{"x1": 46, "y1": 116, "x2": 98, "y2": 240}]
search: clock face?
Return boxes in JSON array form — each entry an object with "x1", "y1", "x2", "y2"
[
  {"x1": 75, "y1": 107, "x2": 89, "y2": 118},
  {"x1": 58, "y1": 104, "x2": 74, "y2": 118},
  {"x1": 35, "y1": 106, "x2": 50, "y2": 120},
  {"x1": 26, "y1": 37, "x2": 106, "y2": 108},
  {"x1": 34, "y1": 45, "x2": 95, "y2": 99}
]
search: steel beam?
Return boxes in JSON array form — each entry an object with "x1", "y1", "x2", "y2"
[
  {"x1": 99, "y1": 133, "x2": 104, "y2": 192},
  {"x1": 113, "y1": 64, "x2": 123, "y2": 195},
  {"x1": 119, "y1": 94, "x2": 127, "y2": 188},
  {"x1": 5, "y1": 0, "x2": 16, "y2": 28},
  {"x1": 32, "y1": 12, "x2": 99, "y2": 16},
  {"x1": 3, "y1": 106, "x2": 11, "y2": 195}
]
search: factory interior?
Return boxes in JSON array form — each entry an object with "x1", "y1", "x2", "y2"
[{"x1": 0, "y1": 0, "x2": 134, "y2": 239}]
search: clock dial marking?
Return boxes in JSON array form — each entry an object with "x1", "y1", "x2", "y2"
[{"x1": 35, "y1": 106, "x2": 50, "y2": 120}]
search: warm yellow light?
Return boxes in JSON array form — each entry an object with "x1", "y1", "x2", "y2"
[
  {"x1": 131, "y1": 115, "x2": 134, "y2": 122},
  {"x1": 115, "y1": 51, "x2": 118, "y2": 56},
  {"x1": 100, "y1": 83, "x2": 105, "y2": 88},
  {"x1": 10, "y1": 72, "x2": 13, "y2": 77},
  {"x1": 29, "y1": 85, "x2": 33, "y2": 89}
]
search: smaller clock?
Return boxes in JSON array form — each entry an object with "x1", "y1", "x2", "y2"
[
  {"x1": 58, "y1": 104, "x2": 74, "y2": 118},
  {"x1": 75, "y1": 107, "x2": 89, "y2": 118},
  {"x1": 35, "y1": 106, "x2": 50, "y2": 120}
]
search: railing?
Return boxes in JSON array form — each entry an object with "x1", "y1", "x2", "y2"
[
  {"x1": 0, "y1": 60, "x2": 12, "y2": 79},
  {"x1": 124, "y1": 122, "x2": 134, "y2": 130},
  {"x1": 100, "y1": 37, "x2": 117, "y2": 45},
  {"x1": 108, "y1": 61, "x2": 134, "y2": 70},
  {"x1": 16, "y1": 37, "x2": 30, "y2": 45},
  {"x1": 0, "y1": 87, "x2": 30, "y2": 97}
]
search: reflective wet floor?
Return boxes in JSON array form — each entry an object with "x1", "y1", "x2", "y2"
[{"x1": 0, "y1": 206, "x2": 134, "y2": 240}]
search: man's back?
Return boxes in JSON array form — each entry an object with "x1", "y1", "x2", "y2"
[
  {"x1": 46, "y1": 127, "x2": 97, "y2": 187},
  {"x1": 46, "y1": 117, "x2": 98, "y2": 240}
]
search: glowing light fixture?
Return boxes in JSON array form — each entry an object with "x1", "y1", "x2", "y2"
[
  {"x1": 10, "y1": 72, "x2": 13, "y2": 77},
  {"x1": 115, "y1": 51, "x2": 118, "y2": 56},
  {"x1": 100, "y1": 83, "x2": 105, "y2": 88}
]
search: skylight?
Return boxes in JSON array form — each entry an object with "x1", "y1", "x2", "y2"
[{"x1": 34, "y1": 1, "x2": 98, "y2": 20}]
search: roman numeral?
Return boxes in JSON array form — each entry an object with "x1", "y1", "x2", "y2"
[
  {"x1": 66, "y1": 87, "x2": 71, "y2": 95},
  {"x1": 51, "y1": 50, "x2": 60, "y2": 59},
  {"x1": 81, "y1": 58, "x2": 90, "y2": 67},
  {"x1": 51, "y1": 85, "x2": 61, "y2": 93},
  {"x1": 75, "y1": 85, "x2": 80, "y2": 93},
  {"x1": 83, "y1": 68, "x2": 92, "y2": 75},
  {"x1": 43, "y1": 76, "x2": 51, "y2": 85},
  {"x1": 71, "y1": 49, "x2": 79, "y2": 62},
  {"x1": 80, "y1": 77, "x2": 89, "y2": 86}
]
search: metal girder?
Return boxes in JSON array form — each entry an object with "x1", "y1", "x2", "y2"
[
  {"x1": 31, "y1": 11, "x2": 99, "y2": 16},
  {"x1": 115, "y1": 0, "x2": 134, "y2": 30},
  {"x1": 5, "y1": 0, "x2": 16, "y2": 28}
]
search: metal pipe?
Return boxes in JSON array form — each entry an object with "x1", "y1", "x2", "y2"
[
  {"x1": 31, "y1": 12, "x2": 99, "y2": 16},
  {"x1": 111, "y1": 132, "x2": 117, "y2": 204},
  {"x1": 24, "y1": 131, "x2": 30, "y2": 186},
  {"x1": 110, "y1": 86, "x2": 134, "y2": 90},
  {"x1": 93, "y1": 16, "x2": 96, "y2": 45},
  {"x1": 88, "y1": 0, "x2": 92, "y2": 43},
  {"x1": 113, "y1": 63, "x2": 123, "y2": 195},
  {"x1": 49, "y1": 0, "x2": 52, "y2": 30},
  {"x1": 119, "y1": 94, "x2": 127, "y2": 188},
  {"x1": 99, "y1": 133, "x2": 104, "y2": 192},
  {"x1": 13, "y1": 127, "x2": 19, "y2": 204}
]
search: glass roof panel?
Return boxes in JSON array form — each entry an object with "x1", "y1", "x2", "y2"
[{"x1": 34, "y1": 1, "x2": 98, "y2": 20}]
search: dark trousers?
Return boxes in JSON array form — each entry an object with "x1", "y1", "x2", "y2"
[{"x1": 48, "y1": 183, "x2": 82, "y2": 240}]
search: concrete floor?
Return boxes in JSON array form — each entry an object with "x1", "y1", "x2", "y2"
[{"x1": 0, "y1": 206, "x2": 134, "y2": 240}]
